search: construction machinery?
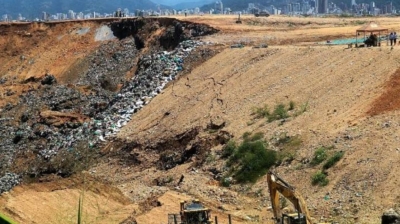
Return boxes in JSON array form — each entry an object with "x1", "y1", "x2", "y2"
[
  {"x1": 267, "y1": 171, "x2": 329, "y2": 224},
  {"x1": 168, "y1": 199, "x2": 212, "y2": 224}
]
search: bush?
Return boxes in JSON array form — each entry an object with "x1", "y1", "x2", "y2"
[
  {"x1": 234, "y1": 139, "x2": 277, "y2": 183},
  {"x1": 310, "y1": 147, "x2": 328, "y2": 166},
  {"x1": 311, "y1": 171, "x2": 329, "y2": 186},
  {"x1": 252, "y1": 104, "x2": 270, "y2": 119},
  {"x1": 224, "y1": 133, "x2": 277, "y2": 184},
  {"x1": 249, "y1": 132, "x2": 264, "y2": 142},
  {"x1": 294, "y1": 101, "x2": 308, "y2": 117},
  {"x1": 289, "y1": 101, "x2": 295, "y2": 111},
  {"x1": 268, "y1": 104, "x2": 289, "y2": 122},
  {"x1": 323, "y1": 151, "x2": 344, "y2": 170},
  {"x1": 242, "y1": 132, "x2": 252, "y2": 139},
  {"x1": 221, "y1": 140, "x2": 236, "y2": 158}
]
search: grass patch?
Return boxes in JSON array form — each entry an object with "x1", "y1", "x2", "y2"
[
  {"x1": 251, "y1": 104, "x2": 270, "y2": 119},
  {"x1": 273, "y1": 133, "x2": 302, "y2": 164},
  {"x1": 311, "y1": 171, "x2": 329, "y2": 186},
  {"x1": 268, "y1": 104, "x2": 289, "y2": 122},
  {"x1": 294, "y1": 101, "x2": 308, "y2": 117},
  {"x1": 223, "y1": 133, "x2": 277, "y2": 184},
  {"x1": 251, "y1": 101, "x2": 309, "y2": 123},
  {"x1": 323, "y1": 151, "x2": 344, "y2": 170},
  {"x1": 310, "y1": 146, "x2": 328, "y2": 166},
  {"x1": 289, "y1": 101, "x2": 295, "y2": 111}
]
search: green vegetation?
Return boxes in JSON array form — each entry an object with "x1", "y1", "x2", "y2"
[
  {"x1": 224, "y1": 133, "x2": 277, "y2": 184},
  {"x1": 294, "y1": 101, "x2": 309, "y2": 117},
  {"x1": 268, "y1": 104, "x2": 289, "y2": 122},
  {"x1": 0, "y1": 213, "x2": 17, "y2": 224},
  {"x1": 311, "y1": 171, "x2": 329, "y2": 186},
  {"x1": 289, "y1": 101, "x2": 295, "y2": 111},
  {"x1": 273, "y1": 133, "x2": 302, "y2": 164},
  {"x1": 310, "y1": 146, "x2": 328, "y2": 166},
  {"x1": 251, "y1": 104, "x2": 270, "y2": 119},
  {"x1": 251, "y1": 101, "x2": 309, "y2": 123},
  {"x1": 310, "y1": 148, "x2": 344, "y2": 187},
  {"x1": 222, "y1": 140, "x2": 236, "y2": 158},
  {"x1": 323, "y1": 151, "x2": 344, "y2": 170}
]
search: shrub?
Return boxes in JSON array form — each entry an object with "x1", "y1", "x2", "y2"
[
  {"x1": 252, "y1": 104, "x2": 270, "y2": 119},
  {"x1": 242, "y1": 132, "x2": 252, "y2": 140},
  {"x1": 268, "y1": 104, "x2": 289, "y2": 122},
  {"x1": 274, "y1": 133, "x2": 302, "y2": 164},
  {"x1": 249, "y1": 132, "x2": 264, "y2": 142},
  {"x1": 294, "y1": 101, "x2": 309, "y2": 117},
  {"x1": 234, "y1": 139, "x2": 277, "y2": 183},
  {"x1": 221, "y1": 140, "x2": 236, "y2": 158},
  {"x1": 221, "y1": 177, "x2": 232, "y2": 187},
  {"x1": 311, "y1": 171, "x2": 329, "y2": 186},
  {"x1": 323, "y1": 151, "x2": 344, "y2": 170},
  {"x1": 289, "y1": 101, "x2": 295, "y2": 111},
  {"x1": 310, "y1": 147, "x2": 328, "y2": 166},
  {"x1": 224, "y1": 133, "x2": 277, "y2": 184}
]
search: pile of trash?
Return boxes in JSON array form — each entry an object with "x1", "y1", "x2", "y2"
[
  {"x1": 0, "y1": 173, "x2": 20, "y2": 194},
  {"x1": 0, "y1": 38, "x2": 207, "y2": 190}
]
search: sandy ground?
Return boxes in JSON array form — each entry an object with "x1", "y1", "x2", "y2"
[{"x1": 2, "y1": 15, "x2": 400, "y2": 223}]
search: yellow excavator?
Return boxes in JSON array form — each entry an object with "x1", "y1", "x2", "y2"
[{"x1": 267, "y1": 171, "x2": 330, "y2": 224}]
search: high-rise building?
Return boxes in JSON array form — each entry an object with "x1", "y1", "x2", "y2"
[
  {"x1": 215, "y1": 1, "x2": 223, "y2": 14},
  {"x1": 318, "y1": 0, "x2": 328, "y2": 13},
  {"x1": 42, "y1": 11, "x2": 49, "y2": 20},
  {"x1": 351, "y1": 0, "x2": 357, "y2": 6}
]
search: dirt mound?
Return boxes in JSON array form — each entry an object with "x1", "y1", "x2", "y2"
[{"x1": 368, "y1": 68, "x2": 400, "y2": 116}]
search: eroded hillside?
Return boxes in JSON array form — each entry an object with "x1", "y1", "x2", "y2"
[{"x1": 1, "y1": 15, "x2": 400, "y2": 224}]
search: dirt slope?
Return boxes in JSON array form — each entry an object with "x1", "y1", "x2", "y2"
[
  {"x1": 114, "y1": 44, "x2": 400, "y2": 223},
  {"x1": 2, "y1": 15, "x2": 400, "y2": 224}
]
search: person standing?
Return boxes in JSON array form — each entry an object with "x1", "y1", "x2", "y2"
[
  {"x1": 394, "y1": 32, "x2": 398, "y2": 45},
  {"x1": 389, "y1": 32, "x2": 394, "y2": 46}
]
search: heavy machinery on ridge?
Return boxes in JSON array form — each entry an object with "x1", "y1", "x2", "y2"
[{"x1": 267, "y1": 171, "x2": 330, "y2": 224}]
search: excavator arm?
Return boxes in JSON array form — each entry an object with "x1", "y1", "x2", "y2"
[{"x1": 267, "y1": 171, "x2": 314, "y2": 224}]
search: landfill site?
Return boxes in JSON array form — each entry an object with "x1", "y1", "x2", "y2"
[{"x1": 1, "y1": 15, "x2": 400, "y2": 224}]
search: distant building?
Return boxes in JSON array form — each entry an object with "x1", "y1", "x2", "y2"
[
  {"x1": 68, "y1": 10, "x2": 76, "y2": 19},
  {"x1": 124, "y1": 8, "x2": 129, "y2": 17},
  {"x1": 215, "y1": 1, "x2": 223, "y2": 14},
  {"x1": 2, "y1": 14, "x2": 9, "y2": 22},
  {"x1": 42, "y1": 11, "x2": 49, "y2": 20},
  {"x1": 317, "y1": 0, "x2": 328, "y2": 13}
]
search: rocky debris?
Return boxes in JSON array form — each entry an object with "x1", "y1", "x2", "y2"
[
  {"x1": 0, "y1": 173, "x2": 20, "y2": 194},
  {"x1": 95, "y1": 25, "x2": 116, "y2": 42},
  {"x1": 78, "y1": 38, "x2": 138, "y2": 89},
  {"x1": 0, "y1": 77, "x2": 7, "y2": 85},
  {"x1": 39, "y1": 110, "x2": 89, "y2": 127},
  {"x1": 41, "y1": 74, "x2": 57, "y2": 85}
]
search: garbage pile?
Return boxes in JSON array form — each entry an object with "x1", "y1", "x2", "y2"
[
  {"x1": 0, "y1": 173, "x2": 20, "y2": 194},
  {"x1": 0, "y1": 38, "x2": 207, "y2": 192}
]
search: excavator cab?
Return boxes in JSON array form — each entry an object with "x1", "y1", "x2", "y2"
[{"x1": 281, "y1": 213, "x2": 307, "y2": 224}]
